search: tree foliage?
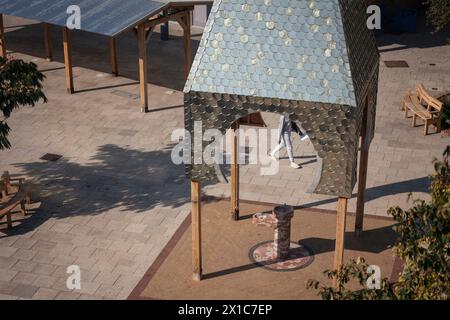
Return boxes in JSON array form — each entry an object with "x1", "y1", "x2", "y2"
[
  {"x1": 0, "y1": 56, "x2": 47, "y2": 150},
  {"x1": 424, "y1": 0, "x2": 450, "y2": 33},
  {"x1": 307, "y1": 146, "x2": 450, "y2": 300}
]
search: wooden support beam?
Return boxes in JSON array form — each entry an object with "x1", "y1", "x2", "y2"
[
  {"x1": 160, "y1": 9, "x2": 169, "y2": 41},
  {"x1": 137, "y1": 24, "x2": 148, "y2": 113},
  {"x1": 144, "y1": 9, "x2": 191, "y2": 29},
  {"x1": 145, "y1": 27, "x2": 154, "y2": 43},
  {"x1": 230, "y1": 122, "x2": 239, "y2": 221},
  {"x1": 0, "y1": 14, "x2": 6, "y2": 59},
  {"x1": 62, "y1": 27, "x2": 74, "y2": 94},
  {"x1": 182, "y1": 11, "x2": 191, "y2": 80},
  {"x1": 355, "y1": 98, "x2": 370, "y2": 237},
  {"x1": 333, "y1": 197, "x2": 348, "y2": 287},
  {"x1": 191, "y1": 180, "x2": 202, "y2": 281},
  {"x1": 110, "y1": 37, "x2": 118, "y2": 76},
  {"x1": 44, "y1": 23, "x2": 53, "y2": 61}
]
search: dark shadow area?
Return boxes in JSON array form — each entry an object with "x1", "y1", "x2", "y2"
[
  {"x1": 1, "y1": 143, "x2": 190, "y2": 238},
  {"x1": 376, "y1": 9, "x2": 450, "y2": 53},
  {"x1": 203, "y1": 224, "x2": 397, "y2": 280},
  {"x1": 238, "y1": 210, "x2": 272, "y2": 221},
  {"x1": 74, "y1": 81, "x2": 140, "y2": 94},
  {"x1": 146, "y1": 104, "x2": 184, "y2": 113},
  {"x1": 279, "y1": 155, "x2": 318, "y2": 166},
  {"x1": 39, "y1": 66, "x2": 65, "y2": 73},
  {"x1": 300, "y1": 224, "x2": 398, "y2": 256},
  {"x1": 295, "y1": 176, "x2": 429, "y2": 211},
  {"x1": 3, "y1": 21, "x2": 200, "y2": 91}
]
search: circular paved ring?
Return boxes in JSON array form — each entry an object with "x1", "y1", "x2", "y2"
[{"x1": 248, "y1": 240, "x2": 314, "y2": 272}]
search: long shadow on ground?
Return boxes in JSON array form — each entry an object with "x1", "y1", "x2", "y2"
[{"x1": 1, "y1": 143, "x2": 190, "y2": 237}]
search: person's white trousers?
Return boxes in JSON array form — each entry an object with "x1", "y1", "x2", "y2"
[{"x1": 272, "y1": 131, "x2": 294, "y2": 162}]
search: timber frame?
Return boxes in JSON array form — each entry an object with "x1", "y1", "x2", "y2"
[
  {"x1": 190, "y1": 99, "x2": 371, "y2": 285},
  {"x1": 0, "y1": 5, "x2": 194, "y2": 112},
  {"x1": 184, "y1": 0, "x2": 379, "y2": 287}
]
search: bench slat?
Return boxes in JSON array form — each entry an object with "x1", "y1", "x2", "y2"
[{"x1": 405, "y1": 96, "x2": 432, "y2": 119}]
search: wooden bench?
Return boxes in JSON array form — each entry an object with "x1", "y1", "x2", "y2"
[
  {"x1": 0, "y1": 172, "x2": 31, "y2": 228},
  {"x1": 402, "y1": 84, "x2": 443, "y2": 135}
]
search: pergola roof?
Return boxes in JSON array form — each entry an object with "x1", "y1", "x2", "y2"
[
  {"x1": 0, "y1": 0, "x2": 200, "y2": 37},
  {"x1": 185, "y1": 0, "x2": 379, "y2": 108}
]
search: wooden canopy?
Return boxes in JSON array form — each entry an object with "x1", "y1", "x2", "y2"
[
  {"x1": 184, "y1": 0, "x2": 380, "y2": 287},
  {"x1": 0, "y1": 0, "x2": 214, "y2": 112}
]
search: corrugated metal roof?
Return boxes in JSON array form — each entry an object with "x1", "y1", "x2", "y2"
[
  {"x1": 0, "y1": 0, "x2": 167, "y2": 37},
  {"x1": 184, "y1": 0, "x2": 379, "y2": 108}
]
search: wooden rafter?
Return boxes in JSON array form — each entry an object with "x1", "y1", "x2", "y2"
[{"x1": 143, "y1": 8, "x2": 192, "y2": 29}]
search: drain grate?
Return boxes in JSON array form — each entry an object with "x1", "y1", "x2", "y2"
[
  {"x1": 40, "y1": 153, "x2": 62, "y2": 162},
  {"x1": 384, "y1": 60, "x2": 409, "y2": 68}
]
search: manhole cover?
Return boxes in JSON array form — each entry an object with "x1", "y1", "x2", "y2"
[
  {"x1": 40, "y1": 153, "x2": 62, "y2": 162},
  {"x1": 384, "y1": 60, "x2": 409, "y2": 68},
  {"x1": 249, "y1": 240, "x2": 314, "y2": 272}
]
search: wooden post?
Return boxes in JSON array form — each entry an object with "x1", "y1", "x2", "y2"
[
  {"x1": 62, "y1": 27, "x2": 74, "y2": 94},
  {"x1": 44, "y1": 23, "x2": 53, "y2": 61},
  {"x1": 230, "y1": 122, "x2": 240, "y2": 221},
  {"x1": 0, "y1": 14, "x2": 6, "y2": 59},
  {"x1": 160, "y1": 10, "x2": 169, "y2": 41},
  {"x1": 191, "y1": 180, "x2": 202, "y2": 281},
  {"x1": 182, "y1": 11, "x2": 191, "y2": 80},
  {"x1": 137, "y1": 24, "x2": 148, "y2": 113},
  {"x1": 333, "y1": 197, "x2": 348, "y2": 287},
  {"x1": 355, "y1": 98, "x2": 369, "y2": 237},
  {"x1": 110, "y1": 37, "x2": 118, "y2": 76}
]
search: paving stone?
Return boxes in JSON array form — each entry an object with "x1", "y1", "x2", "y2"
[
  {"x1": 33, "y1": 263, "x2": 58, "y2": 276},
  {"x1": 0, "y1": 247, "x2": 18, "y2": 258},
  {"x1": 12, "y1": 272, "x2": 39, "y2": 285},
  {"x1": 11, "y1": 260, "x2": 37, "y2": 273},
  {"x1": 10, "y1": 283, "x2": 39, "y2": 299},
  {"x1": 54, "y1": 291, "x2": 81, "y2": 300},
  {"x1": 0, "y1": 256, "x2": 18, "y2": 269},
  {"x1": 0, "y1": 293, "x2": 19, "y2": 300},
  {"x1": 95, "y1": 284, "x2": 123, "y2": 299},
  {"x1": 124, "y1": 223, "x2": 147, "y2": 234},
  {"x1": 33, "y1": 275, "x2": 59, "y2": 288},
  {"x1": 32, "y1": 287, "x2": 59, "y2": 300}
]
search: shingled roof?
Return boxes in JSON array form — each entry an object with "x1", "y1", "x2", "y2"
[
  {"x1": 184, "y1": 0, "x2": 379, "y2": 107},
  {"x1": 184, "y1": 0, "x2": 380, "y2": 198}
]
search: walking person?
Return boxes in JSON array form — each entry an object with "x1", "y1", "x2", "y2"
[{"x1": 270, "y1": 115, "x2": 308, "y2": 169}]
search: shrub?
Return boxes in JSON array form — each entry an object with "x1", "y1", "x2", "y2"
[
  {"x1": 0, "y1": 56, "x2": 46, "y2": 149},
  {"x1": 307, "y1": 146, "x2": 450, "y2": 300}
]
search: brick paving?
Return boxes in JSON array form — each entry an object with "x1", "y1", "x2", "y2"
[{"x1": 0, "y1": 16, "x2": 449, "y2": 299}]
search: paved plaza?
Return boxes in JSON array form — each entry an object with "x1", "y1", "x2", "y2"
[{"x1": 0, "y1": 16, "x2": 449, "y2": 299}]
